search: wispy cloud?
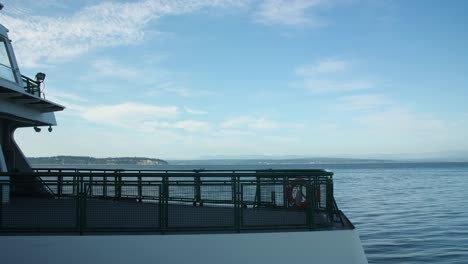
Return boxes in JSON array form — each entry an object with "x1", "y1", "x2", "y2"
[
  {"x1": 91, "y1": 59, "x2": 140, "y2": 80},
  {"x1": 254, "y1": 0, "x2": 329, "y2": 27},
  {"x1": 294, "y1": 57, "x2": 374, "y2": 93},
  {"x1": 355, "y1": 107, "x2": 445, "y2": 138},
  {"x1": 337, "y1": 94, "x2": 393, "y2": 111},
  {"x1": 160, "y1": 86, "x2": 194, "y2": 97},
  {"x1": 0, "y1": 0, "x2": 343, "y2": 69},
  {"x1": 0, "y1": 0, "x2": 248, "y2": 67},
  {"x1": 46, "y1": 89, "x2": 89, "y2": 103},
  {"x1": 295, "y1": 58, "x2": 349, "y2": 76},
  {"x1": 141, "y1": 120, "x2": 212, "y2": 133},
  {"x1": 302, "y1": 79, "x2": 374, "y2": 93},
  {"x1": 222, "y1": 116, "x2": 281, "y2": 130},
  {"x1": 326, "y1": 91, "x2": 464, "y2": 149},
  {"x1": 84, "y1": 57, "x2": 204, "y2": 98},
  {"x1": 76, "y1": 102, "x2": 214, "y2": 133},
  {"x1": 221, "y1": 115, "x2": 302, "y2": 132},
  {"x1": 80, "y1": 102, "x2": 179, "y2": 127},
  {"x1": 43, "y1": 89, "x2": 90, "y2": 116},
  {"x1": 144, "y1": 81, "x2": 203, "y2": 98},
  {"x1": 185, "y1": 107, "x2": 208, "y2": 115}
]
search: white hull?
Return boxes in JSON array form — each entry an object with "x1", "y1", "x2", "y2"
[{"x1": 0, "y1": 230, "x2": 367, "y2": 264}]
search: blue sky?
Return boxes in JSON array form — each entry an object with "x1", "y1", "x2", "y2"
[{"x1": 1, "y1": 0, "x2": 467, "y2": 160}]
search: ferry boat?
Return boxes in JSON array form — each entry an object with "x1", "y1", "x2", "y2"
[{"x1": 0, "y1": 8, "x2": 368, "y2": 264}]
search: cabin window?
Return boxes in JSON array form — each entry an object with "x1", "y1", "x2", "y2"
[{"x1": 0, "y1": 39, "x2": 16, "y2": 83}]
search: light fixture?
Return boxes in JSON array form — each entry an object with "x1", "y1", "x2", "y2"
[
  {"x1": 33, "y1": 126, "x2": 41, "y2": 132},
  {"x1": 35, "y1": 72, "x2": 46, "y2": 83},
  {"x1": 48, "y1": 126, "x2": 53, "y2": 132}
]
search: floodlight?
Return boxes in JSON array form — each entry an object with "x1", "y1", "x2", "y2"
[{"x1": 35, "y1": 72, "x2": 46, "y2": 82}]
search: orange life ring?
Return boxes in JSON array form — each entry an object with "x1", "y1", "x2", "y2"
[{"x1": 286, "y1": 178, "x2": 321, "y2": 208}]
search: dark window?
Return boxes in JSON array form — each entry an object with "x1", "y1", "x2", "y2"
[{"x1": 0, "y1": 39, "x2": 16, "y2": 83}]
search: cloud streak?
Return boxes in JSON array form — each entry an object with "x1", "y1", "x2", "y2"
[
  {"x1": 142, "y1": 120, "x2": 212, "y2": 133},
  {"x1": 302, "y1": 79, "x2": 374, "y2": 93},
  {"x1": 80, "y1": 102, "x2": 179, "y2": 127},
  {"x1": 254, "y1": 0, "x2": 328, "y2": 26},
  {"x1": 91, "y1": 59, "x2": 141, "y2": 80},
  {"x1": 185, "y1": 107, "x2": 208, "y2": 115},
  {"x1": 294, "y1": 57, "x2": 375, "y2": 93},
  {"x1": 337, "y1": 94, "x2": 394, "y2": 111},
  {"x1": 67, "y1": 101, "x2": 212, "y2": 133},
  {"x1": 295, "y1": 58, "x2": 349, "y2": 76},
  {"x1": 222, "y1": 116, "x2": 282, "y2": 131},
  {"x1": 0, "y1": 0, "x2": 248, "y2": 67},
  {"x1": 354, "y1": 107, "x2": 446, "y2": 140}
]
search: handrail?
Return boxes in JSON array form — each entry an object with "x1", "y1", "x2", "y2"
[
  {"x1": 21, "y1": 74, "x2": 41, "y2": 97},
  {"x1": 33, "y1": 168, "x2": 333, "y2": 174},
  {"x1": 28, "y1": 169, "x2": 333, "y2": 178}
]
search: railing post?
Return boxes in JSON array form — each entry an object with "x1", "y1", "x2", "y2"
[
  {"x1": 103, "y1": 176, "x2": 107, "y2": 198},
  {"x1": 326, "y1": 176, "x2": 334, "y2": 225},
  {"x1": 255, "y1": 176, "x2": 261, "y2": 208},
  {"x1": 283, "y1": 176, "x2": 288, "y2": 208},
  {"x1": 271, "y1": 176, "x2": 277, "y2": 207},
  {"x1": 235, "y1": 176, "x2": 241, "y2": 233},
  {"x1": 138, "y1": 175, "x2": 142, "y2": 202},
  {"x1": 89, "y1": 176, "x2": 93, "y2": 197},
  {"x1": 161, "y1": 175, "x2": 169, "y2": 233},
  {"x1": 194, "y1": 173, "x2": 201, "y2": 205},
  {"x1": 114, "y1": 171, "x2": 122, "y2": 200},
  {"x1": 307, "y1": 176, "x2": 313, "y2": 230},
  {"x1": 231, "y1": 175, "x2": 236, "y2": 231},
  {"x1": 118, "y1": 175, "x2": 122, "y2": 199},
  {"x1": 72, "y1": 176, "x2": 75, "y2": 195},
  {"x1": 81, "y1": 182, "x2": 88, "y2": 235},
  {"x1": 57, "y1": 175, "x2": 62, "y2": 197},
  {"x1": 158, "y1": 179, "x2": 162, "y2": 232},
  {"x1": 76, "y1": 175, "x2": 84, "y2": 235}
]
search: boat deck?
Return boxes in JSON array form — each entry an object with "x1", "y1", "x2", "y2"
[{"x1": 0, "y1": 197, "x2": 353, "y2": 234}]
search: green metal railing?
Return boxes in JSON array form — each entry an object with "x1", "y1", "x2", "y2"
[
  {"x1": 21, "y1": 74, "x2": 41, "y2": 97},
  {"x1": 0, "y1": 169, "x2": 352, "y2": 234}
]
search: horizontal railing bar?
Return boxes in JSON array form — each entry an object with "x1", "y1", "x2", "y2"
[
  {"x1": 31, "y1": 169, "x2": 333, "y2": 176},
  {"x1": 1, "y1": 172, "x2": 333, "y2": 178},
  {"x1": 0, "y1": 181, "x2": 330, "y2": 186},
  {"x1": 33, "y1": 168, "x2": 331, "y2": 172}
]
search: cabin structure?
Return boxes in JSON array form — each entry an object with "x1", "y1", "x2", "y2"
[{"x1": 0, "y1": 22, "x2": 64, "y2": 203}]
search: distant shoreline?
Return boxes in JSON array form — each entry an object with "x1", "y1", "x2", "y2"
[
  {"x1": 27, "y1": 156, "x2": 467, "y2": 166},
  {"x1": 27, "y1": 156, "x2": 168, "y2": 166}
]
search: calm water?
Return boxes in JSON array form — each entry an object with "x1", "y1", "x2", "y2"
[
  {"x1": 329, "y1": 163, "x2": 468, "y2": 264},
  {"x1": 44, "y1": 162, "x2": 468, "y2": 263}
]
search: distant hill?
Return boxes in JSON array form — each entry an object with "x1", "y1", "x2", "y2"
[
  {"x1": 28, "y1": 156, "x2": 168, "y2": 166},
  {"x1": 169, "y1": 157, "x2": 392, "y2": 165}
]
